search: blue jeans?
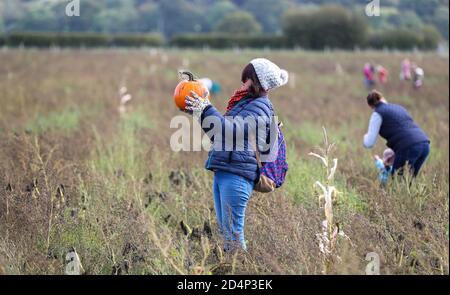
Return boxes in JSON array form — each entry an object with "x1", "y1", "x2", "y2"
[
  {"x1": 213, "y1": 171, "x2": 254, "y2": 251},
  {"x1": 393, "y1": 142, "x2": 430, "y2": 177}
]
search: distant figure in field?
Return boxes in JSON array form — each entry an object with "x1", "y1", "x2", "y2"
[
  {"x1": 335, "y1": 62, "x2": 344, "y2": 75},
  {"x1": 373, "y1": 148, "x2": 395, "y2": 186},
  {"x1": 199, "y1": 78, "x2": 222, "y2": 96},
  {"x1": 363, "y1": 90, "x2": 430, "y2": 178},
  {"x1": 363, "y1": 63, "x2": 376, "y2": 88},
  {"x1": 400, "y1": 58, "x2": 412, "y2": 81},
  {"x1": 376, "y1": 65, "x2": 388, "y2": 84},
  {"x1": 412, "y1": 64, "x2": 425, "y2": 89}
]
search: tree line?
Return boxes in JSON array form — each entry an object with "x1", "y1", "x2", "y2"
[
  {"x1": 0, "y1": 0, "x2": 446, "y2": 50},
  {"x1": 1, "y1": 0, "x2": 448, "y2": 39}
]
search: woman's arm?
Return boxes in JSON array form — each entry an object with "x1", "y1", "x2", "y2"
[
  {"x1": 200, "y1": 102, "x2": 271, "y2": 148},
  {"x1": 185, "y1": 90, "x2": 271, "y2": 151},
  {"x1": 363, "y1": 112, "x2": 382, "y2": 148},
  {"x1": 186, "y1": 92, "x2": 241, "y2": 137}
]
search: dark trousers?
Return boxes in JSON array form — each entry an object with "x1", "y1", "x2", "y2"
[{"x1": 393, "y1": 142, "x2": 430, "y2": 177}]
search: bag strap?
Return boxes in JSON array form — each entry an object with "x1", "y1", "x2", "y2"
[
  {"x1": 249, "y1": 133, "x2": 263, "y2": 169},
  {"x1": 251, "y1": 120, "x2": 283, "y2": 169},
  {"x1": 254, "y1": 140, "x2": 263, "y2": 169}
]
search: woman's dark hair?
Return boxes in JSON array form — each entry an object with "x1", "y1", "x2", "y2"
[
  {"x1": 367, "y1": 90, "x2": 384, "y2": 107},
  {"x1": 241, "y1": 63, "x2": 265, "y2": 98}
]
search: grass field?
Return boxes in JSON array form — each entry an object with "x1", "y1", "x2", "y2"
[{"x1": 0, "y1": 48, "x2": 448, "y2": 275}]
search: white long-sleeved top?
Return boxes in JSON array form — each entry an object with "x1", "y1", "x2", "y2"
[{"x1": 363, "y1": 112, "x2": 383, "y2": 148}]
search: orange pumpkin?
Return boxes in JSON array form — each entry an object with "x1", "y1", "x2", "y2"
[{"x1": 173, "y1": 71, "x2": 209, "y2": 110}]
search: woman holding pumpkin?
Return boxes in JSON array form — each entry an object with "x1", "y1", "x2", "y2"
[{"x1": 183, "y1": 58, "x2": 288, "y2": 252}]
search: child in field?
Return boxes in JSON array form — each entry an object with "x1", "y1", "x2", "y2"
[
  {"x1": 400, "y1": 58, "x2": 412, "y2": 81},
  {"x1": 199, "y1": 78, "x2": 222, "y2": 96},
  {"x1": 376, "y1": 65, "x2": 388, "y2": 84},
  {"x1": 374, "y1": 148, "x2": 395, "y2": 185},
  {"x1": 363, "y1": 63, "x2": 376, "y2": 88},
  {"x1": 412, "y1": 65, "x2": 424, "y2": 89}
]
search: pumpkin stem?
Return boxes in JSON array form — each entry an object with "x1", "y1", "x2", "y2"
[{"x1": 179, "y1": 71, "x2": 195, "y2": 81}]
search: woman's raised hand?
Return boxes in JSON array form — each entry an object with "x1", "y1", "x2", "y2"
[{"x1": 185, "y1": 91, "x2": 211, "y2": 115}]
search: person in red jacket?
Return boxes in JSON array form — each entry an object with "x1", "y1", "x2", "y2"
[{"x1": 376, "y1": 65, "x2": 388, "y2": 84}]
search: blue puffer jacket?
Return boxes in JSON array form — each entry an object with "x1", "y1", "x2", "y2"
[{"x1": 200, "y1": 96, "x2": 274, "y2": 182}]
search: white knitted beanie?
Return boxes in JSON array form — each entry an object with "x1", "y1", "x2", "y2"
[{"x1": 250, "y1": 58, "x2": 289, "y2": 91}]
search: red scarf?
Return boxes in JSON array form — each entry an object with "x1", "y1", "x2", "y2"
[{"x1": 225, "y1": 89, "x2": 248, "y2": 114}]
